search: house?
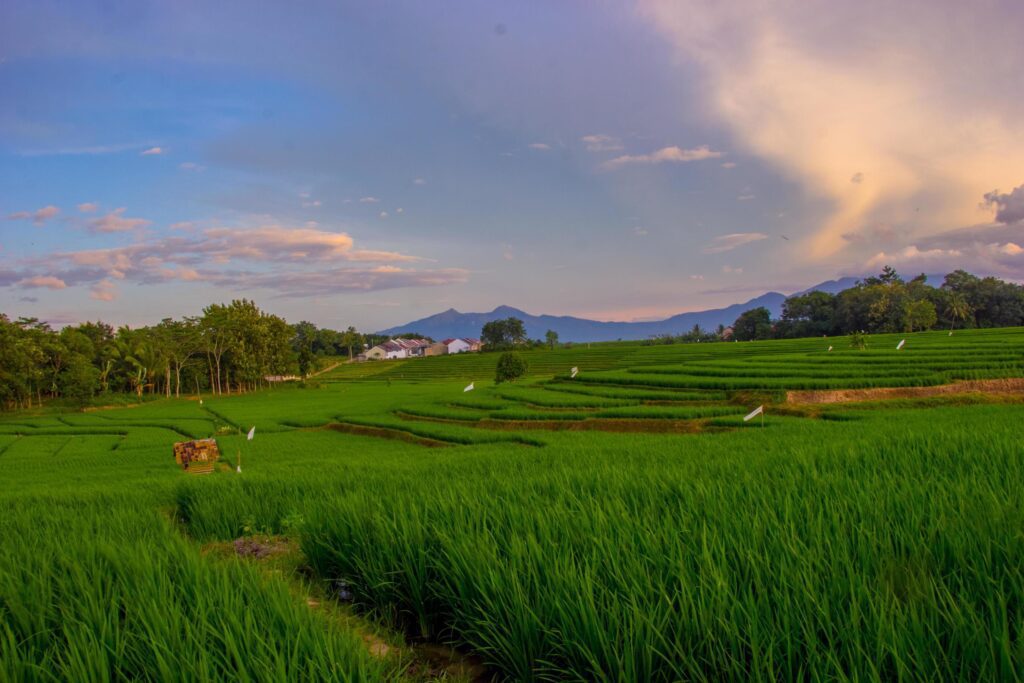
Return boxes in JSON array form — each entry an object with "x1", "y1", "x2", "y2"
[
  {"x1": 365, "y1": 338, "x2": 432, "y2": 360},
  {"x1": 424, "y1": 342, "x2": 448, "y2": 356},
  {"x1": 442, "y1": 337, "x2": 483, "y2": 354},
  {"x1": 442, "y1": 338, "x2": 471, "y2": 354}
]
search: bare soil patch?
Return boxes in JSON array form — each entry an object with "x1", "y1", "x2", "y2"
[
  {"x1": 787, "y1": 378, "x2": 1024, "y2": 404},
  {"x1": 326, "y1": 422, "x2": 453, "y2": 447}
]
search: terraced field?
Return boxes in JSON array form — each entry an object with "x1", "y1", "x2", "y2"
[{"x1": 3, "y1": 327, "x2": 1024, "y2": 680}]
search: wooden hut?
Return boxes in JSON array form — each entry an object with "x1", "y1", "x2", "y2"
[{"x1": 173, "y1": 438, "x2": 221, "y2": 474}]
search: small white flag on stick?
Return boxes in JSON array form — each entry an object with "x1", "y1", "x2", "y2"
[
  {"x1": 247, "y1": 426, "x2": 256, "y2": 441},
  {"x1": 828, "y1": 346, "x2": 833, "y2": 352},
  {"x1": 949, "y1": 331, "x2": 953, "y2": 336},
  {"x1": 743, "y1": 405, "x2": 764, "y2": 422},
  {"x1": 896, "y1": 339, "x2": 905, "y2": 350},
  {"x1": 570, "y1": 367, "x2": 578, "y2": 378},
  {"x1": 464, "y1": 382, "x2": 475, "y2": 392}
]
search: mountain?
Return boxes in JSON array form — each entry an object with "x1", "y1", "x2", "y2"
[{"x1": 377, "y1": 278, "x2": 868, "y2": 343}]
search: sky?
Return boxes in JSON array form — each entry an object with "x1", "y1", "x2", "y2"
[{"x1": 2, "y1": 0, "x2": 1023, "y2": 330}]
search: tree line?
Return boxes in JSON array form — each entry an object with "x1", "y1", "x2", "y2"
[
  {"x1": 0, "y1": 299, "x2": 371, "y2": 410},
  {"x1": 731, "y1": 268, "x2": 1024, "y2": 341}
]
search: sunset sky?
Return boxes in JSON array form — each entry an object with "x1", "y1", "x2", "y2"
[{"x1": 2, "y1": 1, "x2": 1023, "y2": 330}]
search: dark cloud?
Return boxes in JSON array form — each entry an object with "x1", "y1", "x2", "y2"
[{"x1": 983, "y1": 184, "x2": 1024, "y2": 224}]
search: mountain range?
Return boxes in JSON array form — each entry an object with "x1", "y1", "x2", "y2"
[{"x1": 377, "y1": 277, "x2": 865, "y2": 343}]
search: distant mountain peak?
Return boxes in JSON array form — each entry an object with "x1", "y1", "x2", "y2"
[{"x1": 375, "y1": 277, "x2": 872, "y2": 343}]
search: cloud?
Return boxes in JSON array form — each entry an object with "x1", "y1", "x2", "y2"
[
  {"x1": 18, "y1": 275, "x2": 66, "y2": 289},
  {"x1": 140, "y1": 147, "x2": 165, "y2": 156},
  {"x1": 88, "y1": 208, "x2": 152, "y2": 233},
  {"x1": 77, "y1": 202, "x2": 98, "y2": 213},
  {"x1": 851, "y1": 172, "x2": 864, "y2": 184},
  {"x1": 721, "y1": 265, "x2": 744, "y2": 274},
  {"x1": 983, "y1": 184, "x2": 1024, "y2": 224},
  {"x1": 602, "y1": 145, "x2": 722, "y2": 170},
  {"x1": 396, "y1": 207, "x2": 404, "y2": 214},
  {"x1": 737, "y1": 194, "x2": 755, "y2": 201},
  {"x1": 581, "y1": 134, "x2": 624, "y2": 152},
  {"x1": 1, "y1": 222, "x2": 463, "y2": 298},
  {"x1": 642, "y1": 1, "x2": 1024, "y2": 260},
  {"x1": 702, "y1": 232, "x2": 769, "y2": 253},
  {"x1": 18, "y1": 143, "x2": 143, "y2": 157},
  {"x1": 359, "y1": 196, "x2": 380, "y2": 203},
  {"x1": 8, "y1": 205, "x2": 60, "y2": 226},
  {"x1": 721, "y1": 162, "x2": 737, "y2": 169},
  {"x1": 528, "y1": 143, "x2": 551, "y2": 150},
  {"x1": 178, "y1": 162, "x2": 205, "y2": 171},
  {"x1": 89, "y1": 279, "x2": 117, "y2": 301},
  {"x1": 379, "y1": 211, "x2": 389, "y2": 219},
  {"x1": 689, "y1": 274, "x2": 704, "y2": 280},
  {"x1": 632, "y1": 226, "x2": 648, "y2": 236},
  {"x1": 413, "y1": 178, "x2": 427, "y2": 185}
]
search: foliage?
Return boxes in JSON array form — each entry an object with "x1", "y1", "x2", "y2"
[
  {"x1": 732, "y1": 307, "x2": 773, "y2": 340},
  {"x1": 545, "y1": 329, "x2": 559, "y2": 350},
  {"x1": 494, "y1": 351, "x2": 529, "y2": 383},
  {"x1": 480, "y1": 317, "x2": 527, "y2": 351}
]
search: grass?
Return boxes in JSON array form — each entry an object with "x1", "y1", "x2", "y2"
[{"x1": 3, "y1": 326, "x2": 1024, "y2": 680}]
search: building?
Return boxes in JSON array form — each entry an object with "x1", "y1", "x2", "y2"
[
  {"x1": 423, "y1": 342, "x2": 448, "y2": 357},
  {"x1": 365, "y1": 338, "x2": 432, "y2": 360},
  {"x1": 442, "y1": 337, "x2": 483, "y2": 354}
]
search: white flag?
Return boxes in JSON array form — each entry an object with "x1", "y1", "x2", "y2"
[
  {"x1": 948, "y1": 331, "x2": 953, "y2": 336},
  {"x1": 199, "y1": 399, "x2": 203, "y2": 405},
  {"x1": 570, "y1": 367, "x2": 578, "y2": 378},
  {"x1": 247, "y1": 426, "x2": 255, "y2": 441},
  {"x1": 743, "y1": 405, "x2": 764, "y2": 422},
  {"x1": 464, "y1": 382, "x2": 474, "y2": 392},
  {"x1": 896, "y1": 339, "x2": 905, "y2": 350},
  {"x1": 828, "y1": 346, "x2": 833, "y2": 352},
  {"x1": 236, "y1": 465, "x2": 242, "y2": 473}
]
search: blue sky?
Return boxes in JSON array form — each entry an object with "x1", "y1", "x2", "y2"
[{"x1": 2, "y1": 1, "x2": 1023, "y2": 330}]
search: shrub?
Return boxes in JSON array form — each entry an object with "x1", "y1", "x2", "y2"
[{"x1": 495, "y1": 352, "x2": 529, "y2": 384}]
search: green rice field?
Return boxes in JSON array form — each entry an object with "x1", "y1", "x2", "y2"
[{"x1": 3, "y1": 327, "x2": 1024, "y2": 680}]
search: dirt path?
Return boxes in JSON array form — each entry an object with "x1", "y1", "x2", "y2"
[{"x1": 787, "y1": 378, "x2": 1024, "y2": 404}]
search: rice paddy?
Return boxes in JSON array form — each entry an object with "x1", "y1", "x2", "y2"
[{"x1": 3, "y1": 327, "x2": 1024, "y2": 680}]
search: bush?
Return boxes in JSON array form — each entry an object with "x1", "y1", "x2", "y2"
[{"x1": 495, "y1": 352, "x2": 528, "y2": 384}]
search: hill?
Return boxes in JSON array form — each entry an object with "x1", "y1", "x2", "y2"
[{"x1": 376, "y1": 277, "x2": 863, "y2": 342}]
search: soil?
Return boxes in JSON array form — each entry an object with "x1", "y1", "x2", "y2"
[
  {"x1": 787, "y1": 378, "x2": 1024, "y2": 404},
  {"x1": 326, "y1": 422, "x2": 453, "y2": 447}
]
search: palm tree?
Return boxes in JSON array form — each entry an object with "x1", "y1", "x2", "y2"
[{"x1": 947, "y1": 293, "x2": 971, "y2": 331}]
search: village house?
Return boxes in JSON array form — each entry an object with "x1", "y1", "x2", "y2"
[
  {"x1": 423, "y1": 341, "x2": 448, "y2": 356},
  {"x1": 364, "y1": 338, "x2": 432, "y2": 360},
  {"x1": 442, "y1": 337, "x2": 482, "y2": 354}
]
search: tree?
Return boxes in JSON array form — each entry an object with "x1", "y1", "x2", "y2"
[
  {"x1": 778, "y1": 291, "x2": 837, "y2": 338},
  {"x1": 495, "y1": 352, "x2": 528, "y2": 383},
  {"x1": 545, "y1": 329, "x2": 559, "y2": 350},
  {"x1": 946, "y1": 292, "x2": 972, "y2": 331},
  {"x1": 481, "y1": 317, "x2": 527, "y2": 351},
  {"x1": 732, "y1": 307, "x2": 773, "y2": 341},
  {"x1": 904, "y1": 299, "x2": 937, "y2": 332}
]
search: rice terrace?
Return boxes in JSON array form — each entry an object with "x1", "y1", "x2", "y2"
[
  {"x1": 3, "y1": 325, "x2": 1024, "y2": 680},
  {"x1": 5, "y1": 1, "x2": 1024, "y2": 680}
]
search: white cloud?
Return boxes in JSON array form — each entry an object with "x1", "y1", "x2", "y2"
[
  {"x1": 18, "y1": 275, "x2": 66, "y2": 289},
  {"x1": 721, "y1": 162, "x2": 737, "y2": 169},
  {"x1": 88, "y1": 208, "x2": 151, "y2": 233},
  {"x1": 179, "y1": 162, "x2": 205, "y2": 171},
  {"x1": 359, "y1": 196, "x2": 380, "y2": 203},
  {"x1": 77, "y1": 202, "x2": 98, "y2": 213},
  {"x1": 722, "y1": 265, "x2": 744, "y2": 274},
  {"x1": 140, "y1": 147, "x2": 165, "y2": 156},
  {"x1": 602, "y1": 145, "x2": 722, "y2": 170},
  {"x1": 528, "y1": 143, "x2": 551, "y2": 150},
  {"x1": 642, "y1": 1, "x2": 1024, "y2": 259},
  {"x1": 413, "y1": 178, "x2": 427, "y2": 185},
  {"x1": 737, "y1": 194, "x2": 755, "y2": 201},
  {"x1": 379, "y1": 211, "x2": 389, "y2": 219},
  {"x1": 581, "y1": 134, "x2": 624, "y2": 152},
  {"x1": 689, "y1": 274, "x2": 705, "y2": 280},
  {"x1": 89, "y1": 279, "x2": 118, "y2": 301},
  {"x1": 8, "y1": 205, "x2": 60, "y2": 226},
  {"x1": 702, "y1": 232, "x2": 769, "y2": 253}
]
